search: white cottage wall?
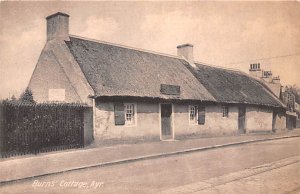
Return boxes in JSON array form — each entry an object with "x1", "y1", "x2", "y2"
[
  {"x1": 173, "y1": 104, "x2": 239, "y2": 138},
  {"x1": 94, "y1": 101, "x2": 160, "y2": 142},
  {"x1": 245, "y1": 106, "x2": 273, "y2": 132}
]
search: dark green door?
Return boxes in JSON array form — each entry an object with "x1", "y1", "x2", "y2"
[
  {"x1": 238, "y1": 106, "x2": 246, "y2": 133},
  {"x1": 161, "y1": 104, "x2": 172, "y2": 139}
]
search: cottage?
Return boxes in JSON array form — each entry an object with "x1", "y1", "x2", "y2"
[
  {"x1": 28, "y1": 12, "x2": 286, "y2": 144},
  {"x1": 248, "y1": 63, "x2": 300, "y2": 130},
  {"x1": 186, "y1": 63, "x2": 285, "y2": 134},
  {"x1": 282, "y1": 87, "x2": 299, "y2": 129}
]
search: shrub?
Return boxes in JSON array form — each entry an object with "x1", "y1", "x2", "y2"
[{"x1": 19, "y1": 87, "x2": 35, "y2": 104}]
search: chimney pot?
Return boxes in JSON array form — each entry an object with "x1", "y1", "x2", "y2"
[
  {"x1": 46, "y1": 12, "x2": 70, "y2": 41},
  {"x1": 249, "y1": 63, "x2": 262, "y2": 78}
]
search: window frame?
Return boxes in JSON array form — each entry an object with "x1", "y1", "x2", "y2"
[
  {"x1": 222, "y1": 105, "x2": 229, "y2": 118},
  {"x1": 189, "y1": 105, "x2": 198, "y2": 125},
  {"x1": 189, "y1": 105, "x2": 206, "y2": 125},
  {"x1": 124, "y1": 103, "x2": 137, "y2": 126}
]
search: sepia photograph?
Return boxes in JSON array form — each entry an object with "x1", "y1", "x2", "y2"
[{"x1": 0, "y1": 1, "x2": 300, "y2": 193}]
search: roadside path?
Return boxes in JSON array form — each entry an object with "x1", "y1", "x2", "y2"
[{"x1": 1, "y1": 129, "x2": 300, "y2": 184}]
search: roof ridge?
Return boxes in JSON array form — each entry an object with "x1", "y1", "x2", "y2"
[
  {"x1": 68, "y1": 34, "x2": 183, "y2": 60},
  {"x1": 69, "y1": 35, "x2": 244, "y2": 73},
  {"x1": 195, "y1": 61, "x2": 243, "y2": 73}
]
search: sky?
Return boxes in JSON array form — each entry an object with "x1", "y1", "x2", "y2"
[{"x1": 0, "y1": 1, "x2": 299, "y2": 99}]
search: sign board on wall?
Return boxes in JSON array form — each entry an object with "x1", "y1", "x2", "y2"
[{"x1": 48, "y1": 89, "x2": 65, "y2": 101}]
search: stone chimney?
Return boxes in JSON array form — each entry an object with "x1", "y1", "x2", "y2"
[
  {"x1": 46, "y1": 12, "x2": 70, "y2": 41},
  {"x1": 272, "y1": 76, "x2": 280, "y2": 84},
  {"x1": 268, "y1": 75, "x2": 282, "y2": 98},
  {"x1": 249, "y1": 63, "x2": 262, "y2": 78},
  {"x1": 177, "y1": 44, "x2": 194, "y2": 64},
  {"x1": 262, "y1": 70, "x2": 273, "y2": 83}
]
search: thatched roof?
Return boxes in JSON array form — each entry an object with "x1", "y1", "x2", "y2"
[
  {"x1": 65, "y1": 36, "x2": 215, "y2": 101},
  {"x1": 64, "y1": 35, "x2": 284, "y2": 108},
  {"x1": 188, "y1": 63, "x2": 284, "y2": 107}
]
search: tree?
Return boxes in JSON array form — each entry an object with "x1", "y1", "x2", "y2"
[
  {"x1": 11, "y1": 95, "x2": 17, "y2": 101},
  {"x1": 288, "y1": 84, "x2": 300, "y2": 104},
  {"x1": 19, "y1": 87, "x2": 36, "y2": 104}
]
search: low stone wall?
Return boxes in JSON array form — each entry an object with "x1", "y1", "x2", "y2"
[
  {"x1": 175, "y1": 131, "x2": 240, "y2": 140},
  {"x1": 93, "y1": 135, "x2": 160, "y2": 146}
]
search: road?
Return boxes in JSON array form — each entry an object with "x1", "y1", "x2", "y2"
[
  {"x1": 0, "y1": 137, "x2": 300, "y2": 194},
  {"x1": 197, "y1": 161, "x2": 300, "y2": 194}
]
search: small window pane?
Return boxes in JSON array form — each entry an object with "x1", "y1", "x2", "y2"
[
  {"x1": 125, "y1": 104, "x2": 135, "y2": 125},
  {"x1": 222, "y1": 106, "x2": 229, "y2": 117},
  {"x1": 189, "y1": 105, "x2": 197, "y2": 124}
]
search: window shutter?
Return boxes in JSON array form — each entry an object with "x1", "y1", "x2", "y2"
[
  {"x1": 114, "y1": 103, "x2": 125, "y2": 125},
  {"x1": 198, "y1": 106, "x2": 205, "y2": 125}
]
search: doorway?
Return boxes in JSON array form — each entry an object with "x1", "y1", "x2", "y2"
[
  {"x1": 161, "y1": 104, "x2": 173, "y2": 140},
  {"x1": 238, "y1": 106, "x2": 246, "y2": 134}
]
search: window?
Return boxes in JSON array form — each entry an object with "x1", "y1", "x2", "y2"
[
  {"x1": 222, "y1": 106, "x2": 229, "y2": 117},
  {"x1": 189, "y1": 105, "x2": 205, "y2": 125},
  {"x1": 125, "y1": 104, "x2": 135, "y2": 125},
  {"x1": 114, "y1": 103, "x2": 136, "y2": 126},
  {"x1": 189, "y1": 105, "x2": 198, "y2": 124}
]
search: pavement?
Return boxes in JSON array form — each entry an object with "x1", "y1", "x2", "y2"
[{"x1": 1, "y1": 129, "x2": 300, "y2": 184}]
